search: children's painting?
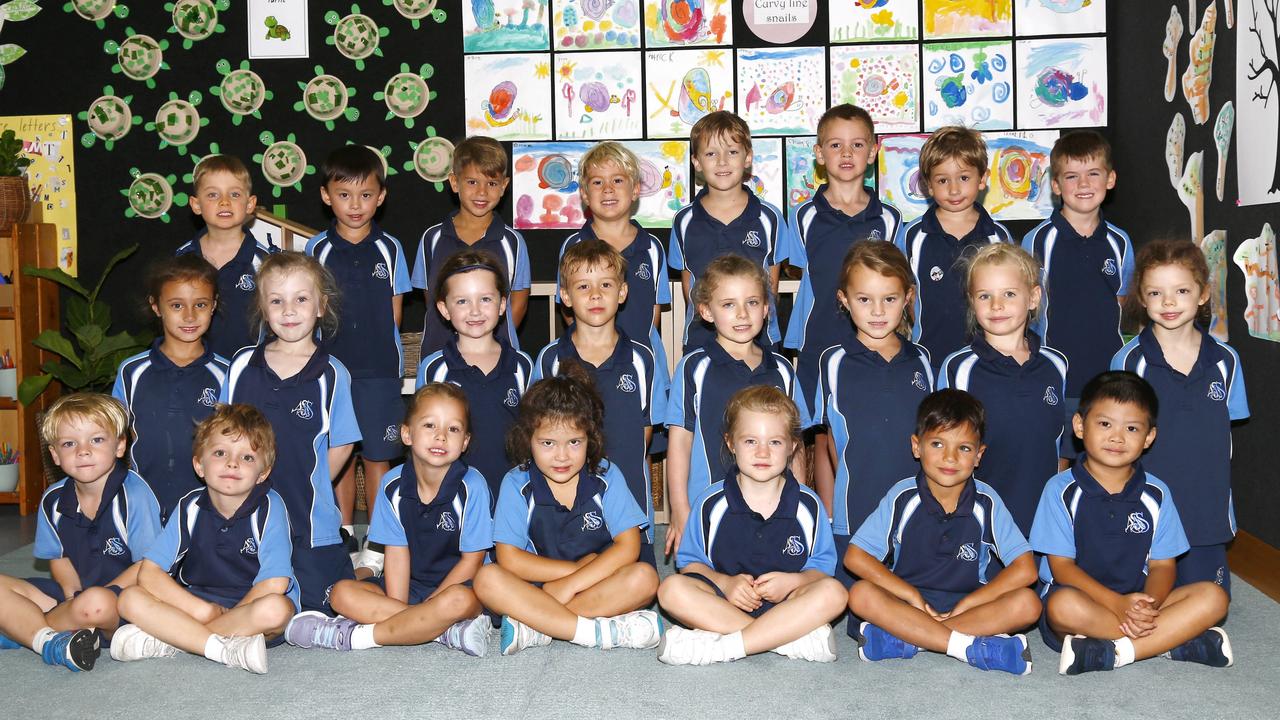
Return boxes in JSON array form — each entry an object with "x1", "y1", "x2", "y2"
[
  {"x1": 511, "y1": 140, "x2": 689, "y2": 229},
  {"x1": 642, "y1": 0, "x2": 732, "y2": 47},
  {"x1": 923, "y1": 0, "x2": 1012, "y2": 39},
  {"x1": 1015, "y1": 38, "x2": 1108, "y2": 129},
  {"x1": 1014, "y1": 0, "x2": 1106, "y2": 36},
  {"x1": 645, "y1": 48, "x2": 734, "y2": 139},
  {"x1": 829, "y1": 44, "x2": 919, "y2": 133},
  {"x1": 462, "y1": 0, "x2": 550, "y2": 52},
  {"x1": 464, "y1": 54, "x2": 553, "y2": 141},
  {"x1": 829, "y1": 0, "x2": 918, "y2": 43},
  {"x1": 695, "y1": 137, "x2": 784, "y2": 210},
  {"x1": 1233, "y1": 222, "x2": 1280, "y2": 341},
  {"x1": 1200, "y1": 230, "x2": 1230, "y2": 342},
  {"x1": 736, "y1": 47, "x2": 826, "y2": 136},
  {"x1": 878, "y1": 133, "x2": 930, "y2": 220},
  {"x1": 1237, "y1": 0, "x2": 1280, "y2": 205},
  {"x1": 554, "y1": 51, "x2": 643, "y2": 140},
  {"x1": 785, "y1": 136, "x2": 825, "y2": 214},
  {"x1": 552, "y1": 0, "x2": 642, "y2": 50},
  {"x1": 922, "y1": 40, "x2": 1014, "y2": 131}
]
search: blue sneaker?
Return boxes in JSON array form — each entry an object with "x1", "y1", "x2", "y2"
[
  {"x1": 499, "y1": 616, "x2": 551, "y2": 656},
  {"x1": 40, "y1": 629, "x2": 100, "y2": 671},
  {"x1": 855, "y1": 622, "x2": 918, "y2": 661},
  {"x1": 1058, "y1": 635, "x2": 1116, "y2": 675},
  {"x1": 284, "y1": 610, "x2": 357, "y2": 650},
  {"x1": 0, "y1": 633, "x2": 21, "y2": 650},
  {"x1": 966, "y1": 634, "x2": 1032, "y2": 675},
  {"x1": 1169, "y1": 627, "x2": 1233, "y2": 668}
]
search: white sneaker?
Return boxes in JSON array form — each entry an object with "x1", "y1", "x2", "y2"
[
  {"x1": 597, "y1": 610, "x2": 664, "y2": 650},
  {"x1": 771, "y1": 623, "x2": 838, "y2": 662},
  {"x1": 499, "y1": 616, "x2": 552, "y2": 656},
  {"x1": 657, "y1": 627, "x2": 734, "y2": 666},
  {"x1": 109, "y1": 624, "x2": 179, "y2": 662},
  {"x1": 219, "y1": 634, "x2": 268, "y2": 674},
  {"x1": 435, "y1": 615, "x2": 491, "y2": 657},
  {"x1": 354, "y1": 543, "x2": 385, "y2": 576}
]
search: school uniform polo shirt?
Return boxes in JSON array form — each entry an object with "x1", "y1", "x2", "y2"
[
  {"x1": 785, "y1": 186, "x2": 904, "y2": 392},
  {"x1": 306, "y1": 223, "x2": 413, "y2": 379},
  {"x1": 1112, "y1": 326, "x2": 1249, "y2": 545},
  {"x1": 853, "y1": 474, "x2": 1030, "y2": 596},
  {"x1": 492, "y1": 462, "x2": 647, "y2": 562},
  {"x1": 668, "y1": 189, "x2": 792, "y2": 350},
  {"x1": 897, "y1": 205, "x2": 1013, "y2": 364},
  {"x1": 412, "y1": 212, "x2": 531, "y2": 356},
  {"x1": 416, "y1": 337, "x2": 533, "y2": 502},
  {"x1": 176, "y1": 230, "x2": 278, "y2": 359},
  {"x1": 1022, "y1": 211, "x2": 1134, "y2": 397},
  {"x1": 1031, "y1": 464, "x2": 1189, "y2": 594},
  {"x1": 666, "y1": 339, "x2": 811, "y2": 500},
  {"x1": 35, "y1": 466, "x2": 163, "y2": 588},
  {"x1": 146, "y1": 483, "x2": 300, "y2": 610},
  {"x1": 939, "y1": 332, "x2": 1069, "y2": 535},
  {"x1": 113, "y1": 340, "x2": 229, "y2": 519},
  {"x1": 367, "y1": 461, "x2": 493, "y2": 592},
  {"x1": 678, "y1": 470, "x2": 836, "y2": 576},
  {"x1": 532, "y1": 329, "x2": 668, "y2": 541},
  {"x1": 814, "y1": 336, "x2": 934, "y2": 536},
  {"x1": 221, "y1": 344, "x2": 361, "y2": 548}
]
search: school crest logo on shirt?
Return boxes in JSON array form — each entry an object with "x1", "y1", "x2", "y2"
[
  {"x1": 783, "y1": 536, "x2": 805, "y2": 556},
  {"x1": 912, "y1": 371, "x2": 927, "y2": 391},
  {"x1": 617, "y1": 374, "x2": 637, "y2": 393},
  {"x1": 929, "y1": 266, "x2": 944, "y2": 282},
  {"x1": 956, "y1": 543, "x2": 978, "y2": 562},
  {"x1": 582, "y1": 511, "x2": 603, "y2": 532},
  {"x1": 1125, "y1": 512, "x2": 1151, "y2": 534},
  {"x1": 868, "y1": 229, "x2": 883, "y2": 241},
  {"x1": 198, "y1": 388, "x2": 218, "y2": 407},
  {"x1": 504, "y1": 388, "x2": 520, "y2": 407},
  {"x1": 236, "y1": 274, "x2": 255, "y2": 291},
  {"x1": 373, "y1": 262, "x2": 390, "y2": 280},
  {"x1": 743, "y1": 230, "x2": 762, "y2": 248},
  {"x1": 383, "y1": 425, "x2": 400, "y2": 443},
  {"x1": 103, "y1": 537, "x2": 126, "y2": 557},
  {"x1": 291, "y1": 400, "x2": 315, "y2": 420},
  {"x1": 1102, "y1": 258, "x2": 1118, "y2": 276},
  {"x1": 437, "y1": 511, "x2": 458, "y2": 532},
  {"x1": 1044, "y1": 386, "x2": 1060, "y2": 406},
  {"x1": 241, "y1": 538, "x2": 258, "y2": 555},
  {"x1": 1207, "y1": 381, "x2": 1227, "y2": 402},
  {"x1": 635, "y1": 263, "x2": 652, "y2": 281}
]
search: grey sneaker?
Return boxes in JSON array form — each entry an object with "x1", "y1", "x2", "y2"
[
  {"x1": 435, "y1": 615, "x2": 492, "y2": 657},
  {"x1": 285, "y1": 610, "x2": 357, "y2": 650},
  {"x1": 109, "y1": 624, "x2": 179, "y2": 662},
  {"x1": 219, "y1": 634, "x2": 267, "y2": 674}
]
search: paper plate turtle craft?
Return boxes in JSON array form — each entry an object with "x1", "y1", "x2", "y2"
[
  {"x1": 254, "y1": 131, "x2": 316, "y2": 198},
  {"x1": 166, "y1": 0, "x2": 228, "y2": 49},
  {"x1": 295, "y1": 66, "x2": 360, "y2": 130},
  {"x1": 63, "y1": 0, "x2": 128, "y2": 29},
  {"x1": 78, "y1": 85, "x2": 142, "y2": 150},
  {"x1": 349, "y1": 142, "x2": 399, "y2": 177},
  {"x1": 181, "y1": 142, "x2": 225, "y2": 184},
  {"x1": 211, "y1": 59, "x2": 272, "y2": 125},
  {"x1": 374, "y1": 62, "x2": 435, "y2": 128},
  {"x1": 104, "y1": 27, "x2": 169, "y2": 89},
  {"x1": 403, "y1": 126, "x2": 454, "y2": 191},
  {"x1": 121, "y1": 168, "x2": 188, "y2": 222},
  {"x1": 145, "y1": 90, "x2": 207, "y2": 155},
  {"x1": 382, "y1": 0, "x2": 445, "y2": 29},
  {"x1": 0, "y1": 0, "x2": 42, "y2": 92},
  {"x1": 325, "y1": 6, "x2": 389, "y2": 71}
]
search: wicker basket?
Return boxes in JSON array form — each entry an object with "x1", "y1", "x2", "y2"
[
  {"x1": 0, "y1": 176, "x2": 31, "y2": 232},
  {"x1": 401, "y1": 331, "x2": 423, "y2": 378}
]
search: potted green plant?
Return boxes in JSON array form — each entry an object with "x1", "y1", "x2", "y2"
[
  {"x1": 0, "y1": 127, "x2": 32, "y2": 232},
  {"x1": 18, "y1": 243, "x2": 152, "y2": 404}
]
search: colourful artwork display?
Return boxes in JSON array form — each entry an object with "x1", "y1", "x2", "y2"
[
  {"x1": 828, "y1": 0, "x2": 918, "y2": 43},
  {"x1": 1015, "y1": 37, "x2": 1108, "y2": 129},
  {"x1": 695, "y1": 137, "x2": 784, "y2": 210},
  {"x1": 642, "y1": 0, "x2": 732, "y2": 47},
  {"x1": 463, "y1": 53, "x2": 553, "y2": 140},
  {"x1": 1014, "y1": 0, "x2": 1107, "y2": 36},
  {"x1": 829, "y1": 44, "x2": 919, "y2": 133},
  {"x1": 922, "y1": 40, "x2": 1014, "y2": 131},
  {"x1": 552, "y1": 0, "x2": 642, "y2": 50},
  {"x1": 736, "y1": 47, "x2": 826, "y2": 136},
  {"x1": 1234, "y1": 222, "x2": 1280, "y2": 341},
  {"x1": 1200, "y1": 230, "x2": 1230, "y2": 342},
  {"x1": 462, "y1": 0, "x2": 550, "y2": 53},
  {"x1": 879, "y1": 133, "x2": 933, "y2": 221},
  {"x1": 0, "y1": 114, "x2": 79, "y2": 273},
  {"x1": 1181, "y1": 1, "x2": 1218, "y2": 125},
  {"x1": 923, "y1": 0, "x2": 1012, "y2": 39},
  {"x1": 554, "y1": 51, "x2": 642, "y2": 140},
  {"x1": 785, "y1": 135, "x2": 824, "y2": 214},
  {"x1": 644, "y1": 48, "x2": 734, "y2": 139}
]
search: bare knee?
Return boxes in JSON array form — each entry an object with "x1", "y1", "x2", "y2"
[
  {"x1": 255, "y1": 594, "x2": 296, "y2": 631},
  {"x1": 328, "y1": 579, "x2": 363, "y2": 612},
  {"x1": 1046, "y1": 588, "x2": 1093, "y2": 628},
  {"x1": 848, "y1": 580, "x2": 881, "y2": 615},
  {"x1": 70, "y1": 587, "x2": 117, "y2": 626},
  {"x1": 1185, "y1": 581, "x2": 1230, "y2": 622},
  {"x1": 435, "y1": 584, "x2": 481, "y2": 619},
  {"x1": 1009, "y1": 587, "x2": 1043, "y2": 626},
  {"x1": 472, "y1": 563, "x2": 507, "y2": 602},
  {"x1": 619, "y1": 562, "x2": 659, "y2": 598},
  {"x1": 807, "y1": 577, "x2": 848, "y2": 614}
]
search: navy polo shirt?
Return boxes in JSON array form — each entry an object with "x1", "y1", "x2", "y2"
[
  {"x1": 221, "y1": 343, "x2": 361, "y2": 548},
  {"x1": 897, "y1": 205, "x2": 1013, "y2": 365},
  {"x1": 1023, "y1": 211, "x2": 1134, "y2": 397},
  {"x1": 556, "y1": 221, "x2": 672, "y2": 362},
  {"x1": 853, "y1": 474, "x2": 1031, "y2": 596},
  {"x1": 176, "y1": 230, "x2": 278, "y2": 359},
  {"x1": 367, "y1": 461, "x2": 493, "y2": 592},
  {"x1": 113, "y1": 340, "x2": 229, "y2": 519},
  {"x1": 1031, "y1": 464, "x2": 1189, "y2": 594},
  {"x1": 493, "y1": 462, "x2": 647, "y2": 562},
  {"x1": 666, "y1": 339, "x2": 811, "y2": 499},
  {"x1": 532, "y1": 329, "x2": 668, "y2": 541},
  {"x1": 939, "y1": 332, "x2": 1069, "y2": 535},
  {"x1": 1112, "y1": 326, "x2": 1249, "y2": 545},
  {"x1": 416, "y1": 336, "x2": 533, "y2": 503},
  {"x1": 145, "y1": 483, "x2": 300, "y2": 610},
  {"x1": 677, "y1": 469, "x2": 836, "y2": 577},
  {"x1": 784, "y1": 186, "x2": 904, "y2": 392},
  {"x1": 306, "y1": 223, "x2": 413, "y2": 379},
  {"x1": 35, "y1": 466, "x2": 163, "y2": 588},
  {"x1": 412, "y1": 212, "x2": 531, "y2": 356},
  {"x1": 813, "y1": 336, "x2": 934, "y2": 535},
  {"x1": 668, "y1": 189, "x2": 793, "y2": 350}
]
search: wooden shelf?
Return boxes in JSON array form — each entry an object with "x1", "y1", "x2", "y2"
[
  {"x1": 0, "y1": 307, "x2": 13, "y2": 320},
  {"x1": 0, "y1": 492, "x2": 16, "y2": 504},
  {"x1": 0, "y1": 398, "x2": 15, "y2": 410}
]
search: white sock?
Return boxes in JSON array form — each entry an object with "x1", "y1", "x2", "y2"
[
  {"x1": 342, "y1": 524, "x2": 355, "y2": 537},
  {"x1": 1113, "y1": 636, "x2": 1136, "y2": 667},
  {"x1": 351, "y1": 623, "x2": 380, "y2": 650},
  {"x1": 570, "y1": 616, "x2": 598, "y2": 647},
  {"x1": 30, "y1": 627, "x2": 56, "y2": 654},
  {"x1": 946, "y1": 631, "x2": 976, "y2": 661},
  {"x1": 720, "y1": 630, "x2": 747, "y2": 661},
  {"x1": 203, "y1": 634, "x2": 226, "y2": 663}
]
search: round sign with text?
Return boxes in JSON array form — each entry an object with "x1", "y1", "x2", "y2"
[{"x1": 743, "y1": 0, "x2": 815, "y2": 44}]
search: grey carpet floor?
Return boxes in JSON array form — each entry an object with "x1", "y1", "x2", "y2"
[{"x1": 1, "y1": 528, "x2": 1277, "y2": 719}]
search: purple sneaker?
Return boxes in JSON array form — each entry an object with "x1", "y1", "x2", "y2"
[{"x1": 285, "y1": 611, "x2": 358, "y2": 651}]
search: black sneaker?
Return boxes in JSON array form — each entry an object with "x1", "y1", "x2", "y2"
[
  {"x1": 1169, "y1": 627, "x2": 1233, "y2": 668},
  {"x1": 340, "y1": 527, "x2": 359, "y2": 555},
  {"x1": 1058, "y1": 635, "x2": 1115, "y2": 675}
]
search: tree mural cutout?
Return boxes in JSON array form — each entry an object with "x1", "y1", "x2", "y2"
[{"x1": 1246, "y1": 0, "x2": 1280, "y2": 192}]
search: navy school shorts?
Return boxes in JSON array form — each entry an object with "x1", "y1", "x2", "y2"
[
  {"x1": 1177, "y1": 543, "x2": 1231, "y2": 598},
  {"x1": 25, "y1": 577, "x2": 122, "y2": 605},
  {"x1": 349, "y1": 377, "x2": 407, "y2": 462},
  {"x1": 293, "y1": 542, "x2": 356, "y2": 615}
]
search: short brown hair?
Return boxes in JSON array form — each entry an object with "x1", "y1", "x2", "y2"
[
  {"x1": 691, "y1": 253, "x2": 768, "y2": 310},
  {"x1": 915, "y1": 389, "x2": 985, "y2": 440},
  {"x1": 1050, "y1": 130, "x2": 1113, "y2": 180},
  {"x1": 40, "y1": 393, "x2": 129, "y2": 446},
  {"x1": 506, "y1": 360, "x2": 606, "y2": 475},
  {"x1": 839, "y1": 241, "x2": 916, "y2": 335},
  {"x1": 559, "y1": 238, "x2": 627, "y2": 283},
  {"x1": 690, "y1": 110, "x2": 753, "y2": 157},
  {"x1": 406, "y1": 382, "x2": 471, "y2": 433},
  {"x1": 192, "y1": 154, "x2": 253, "y2": 194},
  {"x1": 434, "y1": 248, "x2": 509, "y2": 300},
  {"x1": 579, "y1": 141, "x2": 640, "y2": 186},
  {"x1": 817, "y1": 104, "x2": 875, "y2": 143},
  {"x1": 1128, "y1": 238, "x2": 1212, "y2": 328},
  {"x1": 146, "y1": 253, "x2": 219, "y2": 306},
  {"x1": 919, "y1": 126, "x2": 987, "y2": 181},
  {"x1": 192, "y1": 404, "x2": 277, "y2": 472},
  {"x1": 452, "y1": 135, "x2": 508, "y2": 179}
]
